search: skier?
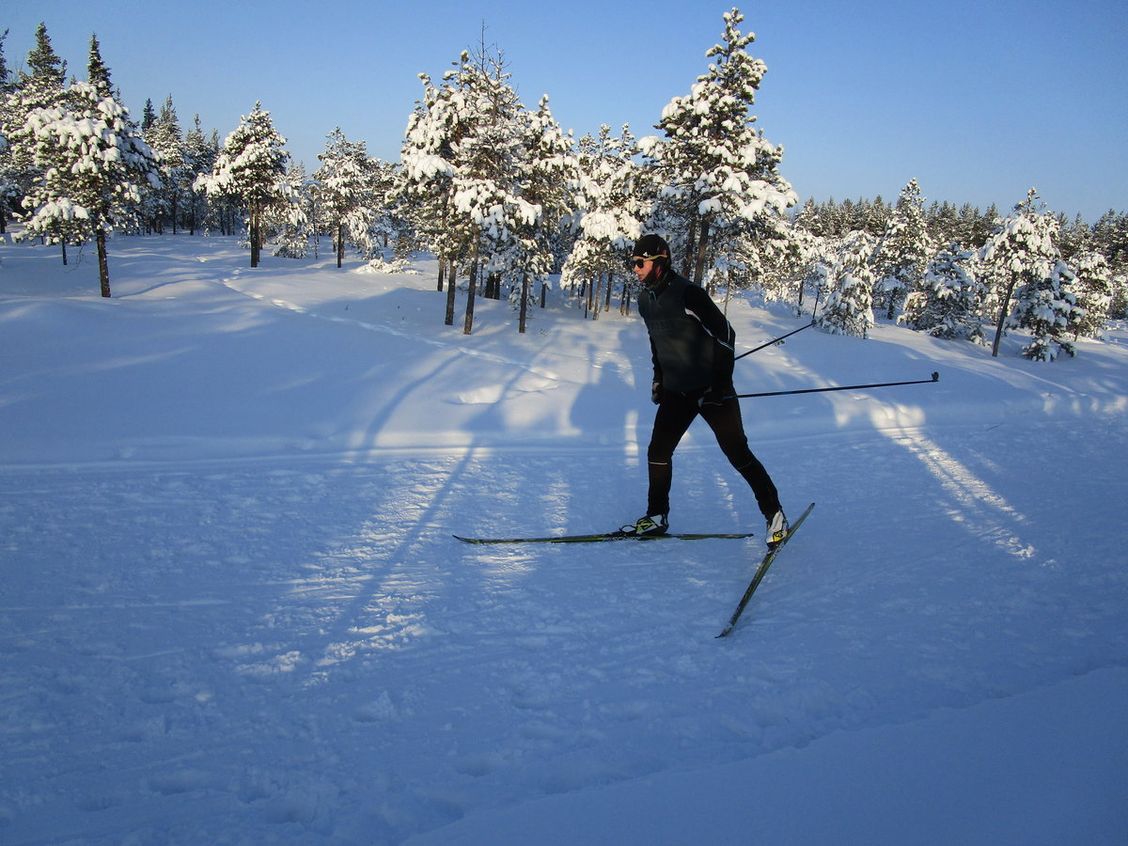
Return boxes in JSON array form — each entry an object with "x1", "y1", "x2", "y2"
[{"x1": 623, "y1": 234, "x2": 789, "y2": 547}]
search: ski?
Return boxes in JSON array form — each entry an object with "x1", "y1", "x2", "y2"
[
  {"x1": 453, "y1": 530, "x2": 755, "y2": 545},
  {"x1": 716, "y1": 502, "x2": 815, "y2": 638}
]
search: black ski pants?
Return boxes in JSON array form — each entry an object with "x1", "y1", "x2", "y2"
[{"x1": 646, "y1": 391, "x2": 780, "y2": 521}]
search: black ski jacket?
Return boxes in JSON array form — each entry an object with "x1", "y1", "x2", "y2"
[{"x1": 638, "y1": 269, "x2": 736, "y2": 394}]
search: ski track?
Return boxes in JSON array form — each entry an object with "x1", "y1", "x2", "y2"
[{"x1": 2, "y1": 418, "x2": 1126, "y2": 844}]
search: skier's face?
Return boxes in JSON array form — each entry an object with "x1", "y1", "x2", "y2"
[{"x1": 632, "y1": 256, "x2": 662, "y2": 286}]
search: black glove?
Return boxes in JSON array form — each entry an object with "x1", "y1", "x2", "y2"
[{"x1": 651, "y1": 380, "x2": 662, "y2": 405}]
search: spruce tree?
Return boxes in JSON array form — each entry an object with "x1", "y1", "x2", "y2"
[
  {"x1": 20, "y1": 22, "x2": 66, "y2": 109},
  {"x1": 86, "y1": 33, "x2": 112, "y2": 99}
]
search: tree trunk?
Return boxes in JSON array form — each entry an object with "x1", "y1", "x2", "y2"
[
  {"x1": 444, "y1": 261, "x2": 457, "y2": 326},
  {"x1": 991, "y1": 278, "x2": 1018, "y2": 357},
  {"x1": 693, "y1": 218, "x2": 711, "y2": 284},
  {"x1": 250, "y1": 206, "x2": 261, "y2": 267},
  {"x1": 463, "y1": 250, "x2": 479, "y2": 335},
  {"x1": 519, "y1": 273, "x2": 529, "y2": 334},
  {"x1": 96, "y1": 229, "x2": 111, "y2": 298},
  {"x1": 540, "y1": 281, "x2": 547, "y2": 309},
  {"x1": 437, "y1": 254, "x2": 447, "y2": 292},
  {"x1": 336, "y1": 223, "x2": 344, "y2": 268},
  {"x1": 60, "y1": 239, "x2": 68, "y2": 266}
]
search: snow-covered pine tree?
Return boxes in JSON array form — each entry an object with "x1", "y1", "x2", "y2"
[
  {"x1": 397, "y1": 63, "x2": 470, "y2": 312},
  {"x1": 86, "y1": 34, "x2": 113, "y2": 100},
  {"x1": 314, "y1": 127, "x2": 378, "y2": 267},
  {"x1": 0, "y1": 30, "x2": 15, "y2": 234},
  {"x1": 197, "y1": 102, "x2": 292, "y2": 267},
  {"x1": 901, "y1": 243, "x2": 984, "y2": 342},
  {"x1": 1066, "y1": 250, "x2": 1112, "y2": 338},
  {"x1": 1010, "y1": 259, "x2": 1080, "y2": 361},
  {"x1": 872, "y1": 178, "x2": 931, "y2": 319},
  {"x1": 817, "y1": 231, "x2": 876, "y2": 337},
  {"x1": 641, "y1": 7, "x2": 795, "y2": 284},
  {"x1": 4, "y1": 23, "x2": 69, "y2": 236},
  {"x1": 1093, "y1": 209, "x2": 1128, "y2": 279},
  {"x1": 510, "y1": 94, "x2": 576, "y2": 332},
  {"x1": 18, "y1": 22, "x2": 66, "y2": 111},
  {"x1": 182, "y1": 115, "x2": 216, "y2": 235},
  {"x1": 449, "y1": 47, "x2": 537, "y2": 333},
  {"x1": 402, "y1": 46, "x2": 544, "y2": 334},
  {"x1": 145, "y1": 95, "x2": 186, "y2": 233},
  {"x1": 563, "y1": 124, "x2": 646, "y2": 318},
  {"x1": 15, "y1": 80, "x2": 159, "y2": 296},
  {"x1": 269, "y1": 161, "x2": 311, "y2": 259},
  {"x1": 980, "y1": 188, "x2": 1060, "y2": 357}
]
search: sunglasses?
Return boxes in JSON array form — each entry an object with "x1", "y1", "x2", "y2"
[{"x1": 632, "y1": 257, "x2": 654, "y2": 268}]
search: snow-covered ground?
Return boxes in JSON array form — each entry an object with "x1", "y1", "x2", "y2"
[{"x1": 1, "y1": 234, "x2": 1126, "y2": 845}]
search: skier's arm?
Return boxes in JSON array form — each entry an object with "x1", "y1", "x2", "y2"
[
  {"x1": 683, "y1": 285, "x2": 735, "y2": 387},
  {"x1": 649, "y1": 337, "x2": 663, "y2": 404}
]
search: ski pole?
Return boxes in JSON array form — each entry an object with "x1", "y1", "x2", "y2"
[
  {"x1": 731, "y1": 371, "x2": 940, "y2": 400},
  {"x1": 735, "y1": 321, "x2": 816, "y2": 361}
]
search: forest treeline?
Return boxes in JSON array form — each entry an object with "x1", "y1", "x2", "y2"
[{"x1": 2, "y1": 13, "x2": 1125, "y2": 360}]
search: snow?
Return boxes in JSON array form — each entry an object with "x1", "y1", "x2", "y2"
[{"x1": 1, "y1": 234, "x2": 1126, "y2": 845}]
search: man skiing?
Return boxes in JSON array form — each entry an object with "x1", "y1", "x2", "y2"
[{"x1": 623, "y1": 234, "x2": 789, "y2": 548}]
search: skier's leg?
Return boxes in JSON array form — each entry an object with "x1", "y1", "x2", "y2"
[
  {"x1": 645, "y1": 394, "x2": 698, "y2": 517},
  {"x1": 701, "y1": 398, "x2": 781, "y2": 518}
]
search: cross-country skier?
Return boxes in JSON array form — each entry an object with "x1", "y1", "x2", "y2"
[{"x1": 623, "y1": 234, "x2": 789, "y2": 548}]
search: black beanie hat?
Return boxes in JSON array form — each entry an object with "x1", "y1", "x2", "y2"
[{"x1": 632, "y1": 234, "x2": 670, "y2": 260}]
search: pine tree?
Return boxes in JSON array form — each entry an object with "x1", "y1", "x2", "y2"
[
  {"x1": 901, "y1": 244, "x2": 984, "y2": 342},
  {"x1": 397, "y1": 61, "x2": 470, "y2": 310},
  {"x1": 1065, "y1": 250, "x2": 1111, "y2": 338},
  {"x1": 182, "y1": 114, "x2": 216, "y2": 235},
  {"x1": 20, "y1": 22, "x2": 67, "y2": 110},
  {"x1": 642, "y1": 7, "x2": 795, "y2": 283},
  {"x1": 563, "y1": 124, "x2": 645, "y2": 318},
  {"x1": 196, "y1": 102, "x2": 292, "y2": 267},
  {"x1": 817, "y1": 231, "x2": 875, "y2": 337},
  {"x1": 15, "y1": 80, "x2": 160, "y2": 296},
  {"x1": 510, "y1": 94, "x2": 576, "y2": 331},
  {"x1": 314, "y1": 127, "x2": 378, "y2": 267},
  {"x1": 144, "y1": 95, "x2": 186, "y2": 233},
  {"x1": 872, "y1": 178, "x2": 931, "y2": 320},
  {"x1": 1011, "y1": 259, "x2": 1080, "y2": 361},
  {"x1": 86, "y1": 33, "x2": 112, "y2": 99},
  {"x1": 981, "y1": 188, "x2": 1060, "y2": 357},
  {"x1": 0, "y1": 29, "x2": 18, "y2": 233}
]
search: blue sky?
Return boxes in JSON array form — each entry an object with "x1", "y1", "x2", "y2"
[{"x1": 5, "y1": 0, "x2": 1126, "y2": 221}]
